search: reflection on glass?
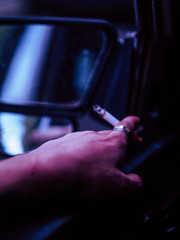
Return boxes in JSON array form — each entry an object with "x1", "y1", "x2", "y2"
[
  {"x1": 0, "y1": 23, "x2": 107, "y2": 107},
  {"x1": 0, "y1": 112, "x2": 73, "y2": 155},
  {"x1": 0, "y1": 25, "x2": 54, "y2": 103}
]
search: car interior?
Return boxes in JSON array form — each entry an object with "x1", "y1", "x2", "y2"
[{"x1": 0, "y1": 0, "x2": 179, "y2": 239}]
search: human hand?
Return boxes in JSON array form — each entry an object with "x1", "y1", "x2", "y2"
[{"x1": 30, "y1": 116, "x2": 143, "y2": 199}]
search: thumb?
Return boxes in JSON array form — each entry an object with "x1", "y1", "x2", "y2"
[
  {"x1": 123, "y1": 173, "x2": 143, "y2": 193},
  {"x1": 103, "y1": 170, "x2": 143, "y2": 196}
]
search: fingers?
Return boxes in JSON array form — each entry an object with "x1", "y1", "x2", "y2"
[
  {"x1": 87, "y1": 116, "x2": 143, "y2": 197},
  {"x1": 115, "y1": 116, "x2": 140, "y2": 132},
  {"x1": 95, "y1": 169, "x2": 143, "y2": 198},
  {"x1": 108, "y1": 170, "x2": 143, "y2": 196},
  {"x1": 110, "y1": 116, "x2": 141, "y2": 142}
]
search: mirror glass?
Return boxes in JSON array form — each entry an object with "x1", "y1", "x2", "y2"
[
  {"x1": 0, "y1": 23, "x2": 107, "y2": 108},
  {"x1": 0, "y1": 111, "x2": 73, "y2": 155}
]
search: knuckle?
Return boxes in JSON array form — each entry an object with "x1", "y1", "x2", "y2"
[{"x1": 108, "y1": 133, "x2": 127, "y2": 147}]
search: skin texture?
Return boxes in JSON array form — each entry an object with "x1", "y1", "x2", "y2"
[{"x1": 0, "y1": 116, "x2": 143, "y2": 203}]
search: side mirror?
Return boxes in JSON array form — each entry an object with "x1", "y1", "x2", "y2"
[{"x1": 0, "y1": 16, "x2": 117, "y2": 117}]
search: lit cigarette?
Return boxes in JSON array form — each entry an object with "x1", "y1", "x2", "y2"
[
  {"x1": 92, "y1": 105, "x2": 142, "y2": 142},
  {"x1": 92, "y1": 105, "x2": 119, "y2": 126}
]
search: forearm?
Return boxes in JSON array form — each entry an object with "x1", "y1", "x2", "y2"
[
  {"x1": 0, "y1": 147, "x2": 81, "y2": 202},
  {"x1": 0, "y1": 152, "x2": 38, "y2": 199}
]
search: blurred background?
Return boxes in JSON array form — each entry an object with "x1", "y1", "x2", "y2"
[
  {"x1": 0, "y1": 0, "x2": 135, "y2": 24},
  {"x1": 0, "y1": 0, "x2": 30, "y2": 15}
]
